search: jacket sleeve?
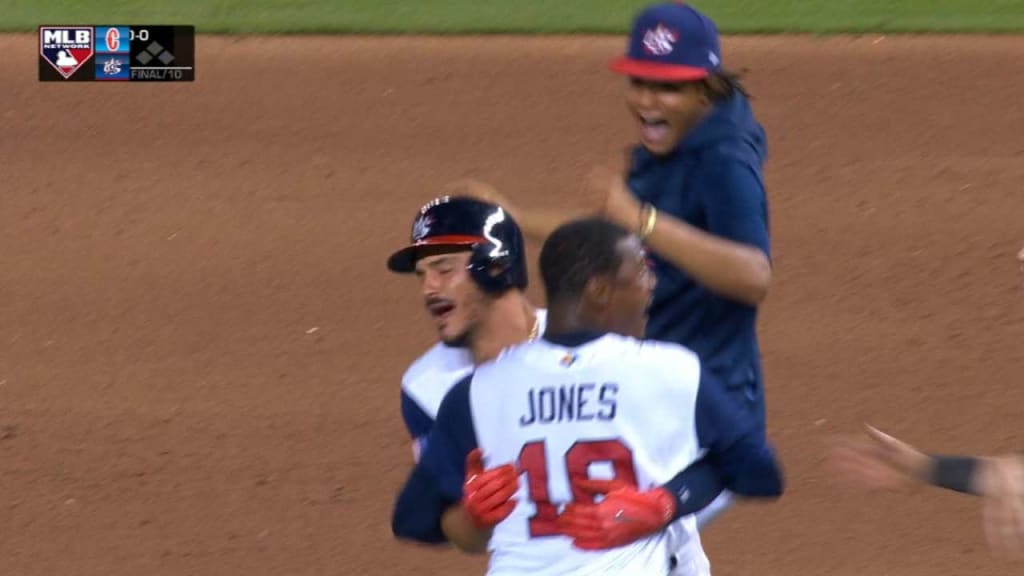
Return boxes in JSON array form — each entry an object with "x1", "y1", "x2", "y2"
[
  {"x1": 661, "y1": 367, "x2": 783, "y2": 521},
  {"x1": 693, "y1": 367, "x2": 783, "y2": 498},
  {"x1": 700, "y1": 157, "x2": 771, "y2": 258}
]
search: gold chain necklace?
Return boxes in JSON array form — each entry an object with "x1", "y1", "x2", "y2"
[{"x1": 528, "y1": 310, "x2": 540, "y2": 341}]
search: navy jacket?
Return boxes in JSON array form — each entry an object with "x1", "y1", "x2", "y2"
[{"x1": 628, "y1": 92, "x2": 770, "y2": 426}]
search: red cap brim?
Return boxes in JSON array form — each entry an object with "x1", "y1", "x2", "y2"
[
  {"x1": 609, "y1": 57, "x2": 709, "y2": 82},
  {"x1": 386, "y1": 235, "x2": 483, "y2": 273}
]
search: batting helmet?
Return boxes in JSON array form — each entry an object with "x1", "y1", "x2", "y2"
[{"x1": 386, "y1": 195, "x2": 528, "y2": 294}]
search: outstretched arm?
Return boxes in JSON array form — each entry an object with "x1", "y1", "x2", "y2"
[
  {"x1": 831, "y1": 426, "x2": 1022, "y2": 496},
  {"x1": 830, "y1": 426, "x2": 1024, "y2": 555},
  {"x1": 449, "y1": 161, "x2": 773, "y2": 307},
  {"x1": 445, "y1": 178, "x2": 589, "y2": 244}
]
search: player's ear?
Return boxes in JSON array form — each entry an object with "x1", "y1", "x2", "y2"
[{"x1": 583, "y1": 275, "x2": 612, "y2": 307}]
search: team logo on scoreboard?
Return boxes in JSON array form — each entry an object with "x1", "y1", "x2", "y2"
[
  {"x1": 96, "y1": 54, "x2": 130, "y2": 80},
  {"x1": 96, "y1": 26, "x2": 130, "y2": 54},
  {"x1": 40, "y1": 27, "x2": 94, "y2": 79}
]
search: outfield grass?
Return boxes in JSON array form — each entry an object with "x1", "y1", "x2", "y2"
[{"x1": 4, "y1": 0, "x2": 1024, "y2": 34}]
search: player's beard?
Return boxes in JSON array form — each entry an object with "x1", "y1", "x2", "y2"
[
  {"x1": 439, "y1": 290, "x2": 487, "y2": 349},
  {"x1": 439, "y1": 311, "x2": 476, "y2": 348},
  {"x1": 440, "y1": 330, "x2": 470, "y2": 348}
]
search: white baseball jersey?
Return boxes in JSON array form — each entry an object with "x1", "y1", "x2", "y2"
[
  {"x1": 468, "y1": 333, "x2": 711, "y2": 576},
  {"x1": 400, "y1": 310, "x2": 548, "y2": 460}
]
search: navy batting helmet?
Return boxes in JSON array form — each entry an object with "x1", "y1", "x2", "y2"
[{"x1": 386, "y1": 195, "x2": 528, "y2": 294}]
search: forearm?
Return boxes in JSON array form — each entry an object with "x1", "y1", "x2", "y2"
[
  {"x1": 440, "y1": 505, "x2": 492, "y2": 554},
  {"x1": 712, "y1": 434, "x2": 784, "y2": 499},
  {"x1": 662, "y1": 439, "x2": 783, "y2": 523},
  {"x1": 661, "y1": 458, "x2": 725, "y2": 522},
  {"x1": 391, "y1": 464, "x2": 452, "y2": 544},
  {"x1": 643, "y1": 211, "x2": 771, "y2": 305}
]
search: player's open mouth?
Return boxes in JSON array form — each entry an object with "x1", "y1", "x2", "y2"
[
  {"x1": 637, "y1": 115, "x2": 671, "y2": 146},
  {"x1": 426, "y1": 300, "x2": 456, "y2": 320}
]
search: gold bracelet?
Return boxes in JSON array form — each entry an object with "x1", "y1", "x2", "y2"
[{"x1": 639, "y1": 203, "x2": 657, "y2": 240}]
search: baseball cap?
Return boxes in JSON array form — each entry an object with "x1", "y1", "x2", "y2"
[
  {"x1": 609, "y1": 1, "x2": 722, "y2": 82},
  {"x1": 386, "y1": 196, "x2": 498, "y2": 273}
]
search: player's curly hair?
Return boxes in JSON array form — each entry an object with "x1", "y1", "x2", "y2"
[
  {"x1": 702, "y1": 67, "x2": 751, "y2": 101},
  {"x1": 540, "y1": 218, "x2": 630, "y2": 304}
]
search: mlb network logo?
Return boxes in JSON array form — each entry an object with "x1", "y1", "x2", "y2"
[{"x1": 40, "y1": 26, "x2": 94, "y2": 79}]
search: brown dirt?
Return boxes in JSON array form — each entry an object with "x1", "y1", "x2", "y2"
[{"x1": 2, "y1": 32, "x2": 1023, "y2": 576}]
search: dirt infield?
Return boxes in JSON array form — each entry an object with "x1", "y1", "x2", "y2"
[{"x1": 2, "y1": 32, "x2": 1023, "y2": 575}]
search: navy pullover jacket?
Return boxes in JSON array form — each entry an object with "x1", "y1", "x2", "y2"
[{"x1": 628, "y1": 91, "x2": 770, "y2": 418}]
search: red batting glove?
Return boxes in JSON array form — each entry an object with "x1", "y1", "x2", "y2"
[
  {"x1": 558, "y1": 479, "x2": 676, "y2": 550},
  {"x1": 462, "y1": 448, "x2": 519, "y2": 529}
]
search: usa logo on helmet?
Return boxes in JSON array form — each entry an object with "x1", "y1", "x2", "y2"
[{"x1": 412, "y1": 214, "x2": 434, "y2": 242}]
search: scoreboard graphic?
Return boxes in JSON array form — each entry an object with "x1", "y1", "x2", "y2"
[{"x1": 40, "y1": 25, "x2": 195, "y2": 82}]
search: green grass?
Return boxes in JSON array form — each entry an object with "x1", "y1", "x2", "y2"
[{"x1": 4, "y1": 0, "x2": 1024, "y2": 34}]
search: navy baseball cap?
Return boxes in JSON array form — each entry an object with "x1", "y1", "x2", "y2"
[{"x1": 610, "y1": 1, "x2": 722, "y2": 82}]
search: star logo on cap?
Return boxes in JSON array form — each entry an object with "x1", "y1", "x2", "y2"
[{"x1": 642, "y1": 23, "x2": 677, "y2": 56}]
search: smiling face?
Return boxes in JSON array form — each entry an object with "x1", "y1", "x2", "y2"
[
  {"x1": 413, "y1": 248, "x2": 488, "y2": 347},
  {"x1": 626, "y1": 77, "x2": 711, "y2": 156}
]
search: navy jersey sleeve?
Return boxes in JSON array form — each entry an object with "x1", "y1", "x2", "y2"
[
  {"x1": 400, "y1": 389, "x2": 434, "y2": 459},
  {"x1": 701, "y1": 158, "x2": 771, "y2": 258},
  {"x1": 693, "y1": 368, "x2": 783, "y2": 497},
  {"x1": 660, "y1": 458, "x2": 723, "y2": 520},
  {"x1": 391, "y1": 375, "x2": 478, "y2": 543},
  {"x1": 662, "y1": 367, "x2": 782, "y2": 521},
  {"x1": 391, "y1": 459, "x2": 454, "y2": 544}
]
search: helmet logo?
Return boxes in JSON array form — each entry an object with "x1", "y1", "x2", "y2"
[
  {"x1": 412, "y1": 214, "x2": 433, "y2": 242},
  {"x1": 642, "y1": 23, "x2": 677, "y2": 56},
  {"x1": 482, "y1": 208, "x2": 509, "y2": 259}
]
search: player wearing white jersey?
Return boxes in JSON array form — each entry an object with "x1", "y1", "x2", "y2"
[
  {"x1": 393, "y1": 218, "x2": 784, "y2": 574},
  {"x1": 399, "y1": 313, "x2": 545, "y2": 461},
  {"x1": 387, "y1": 196, "x2": 546, "y2": 462}
]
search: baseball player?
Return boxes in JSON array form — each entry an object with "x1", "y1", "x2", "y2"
[
  {"x1": 392, "y1": 218, "x2": 784, "y2": 574},
  {"x1": 829, "y1": 246, "x2": 1024, "y2": 556},
  {"x1": 387, "y1": 196, "x2": 547, "y2": 463},
  {"x1": 449, "y1": 1, "x2": 773, "y2": 531}
]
